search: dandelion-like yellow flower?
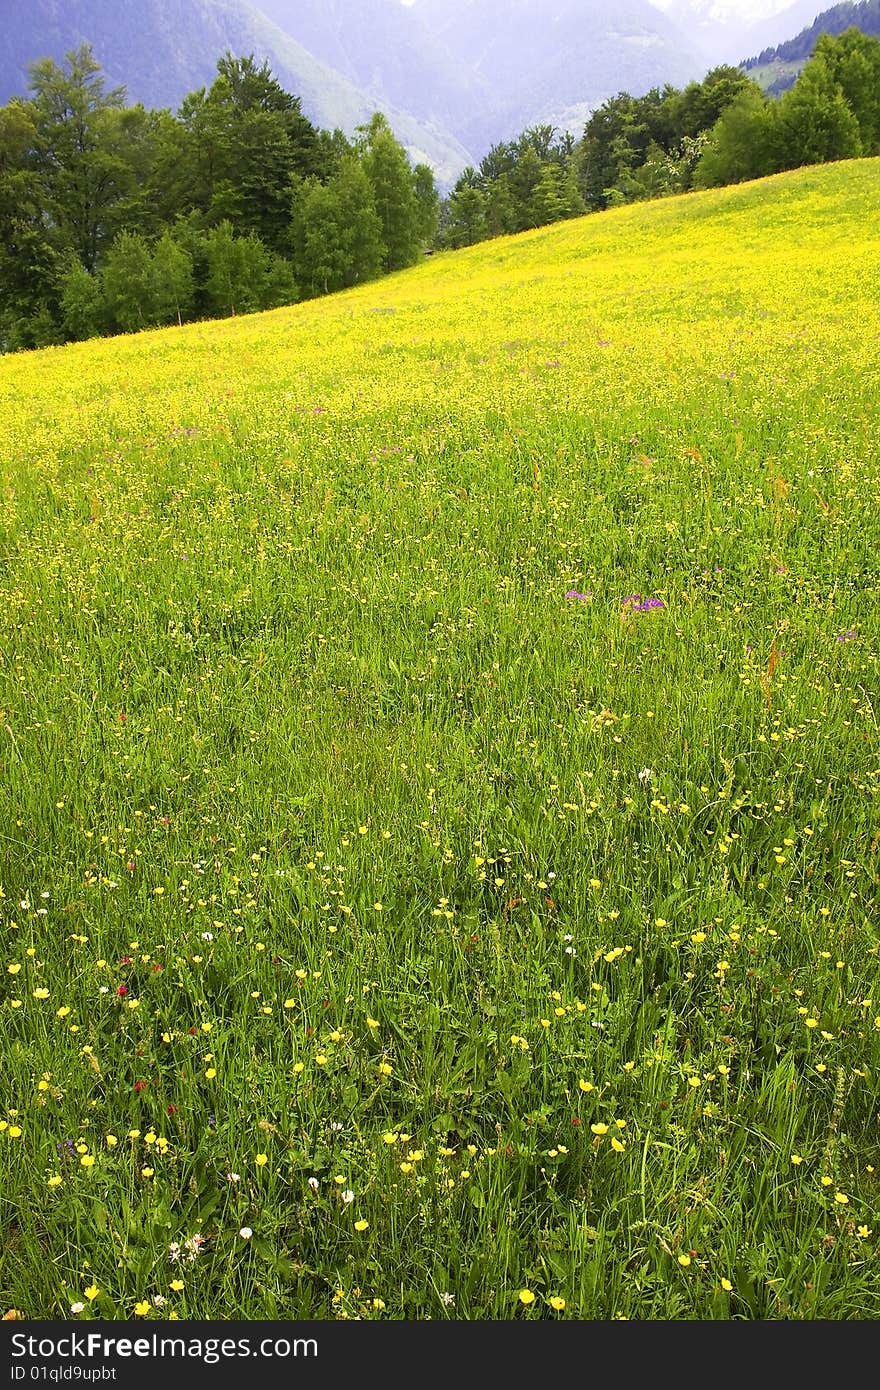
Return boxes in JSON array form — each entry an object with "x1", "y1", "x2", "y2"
[{"x1": 518, "y1": 1289, "x2": 535, "y2": 1305}]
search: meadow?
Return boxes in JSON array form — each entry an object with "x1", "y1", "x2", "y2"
[{"x1": 1, "y1": 158, "x2": 879, "y2": 1321}]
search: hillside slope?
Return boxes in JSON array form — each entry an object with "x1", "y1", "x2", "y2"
[{"x1": 1, "y1": 157, "x2": 879, "y2": 1322}]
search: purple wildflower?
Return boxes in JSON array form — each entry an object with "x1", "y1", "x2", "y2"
[
  {"x1": 835, "y1": 630, "x2": 857, "y2": 642},
  {"x1": 622, "y1": 595, "x2": 665, "y2": 612},
  {"x1": 565, "y1": 590, "x2": 592, "y2": 601}
]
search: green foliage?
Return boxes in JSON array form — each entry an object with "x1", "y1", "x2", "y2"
[
  {"x1": 443, "y1": 125, "x2": 584, "y2": 247},
  {"x1": 58, "y1": 258, "x2": 105, "y2": 341},
  {"x1": 291, "y1": 157, "x2": 384, "y2": 298},
  {"x1": 813, "y1": 27, "x2": 880, "y2": 151},
  {"x1": 360, "y1": 112, "x2": 423, "y2": 273},
  {"x1": 27, "y1": 44, "x2": 127, "y2": 272},
  {"x1": 412, "y1": 162, "x2": 440, "y2": 247},
  {"x1": 579, "y1": 69, "x2": 754, "y2": 213},
  {"x1": 202, "y1": 221, "x2": 295, "y2": 318},
  {"x1": 150, "y1": 231, "x2": 196, "y2": 327},
  {"x1": 101, "y1": 230, "x2": 158, "y2": 332},
  {"x1": 694, "y1": 86, "x2": 776, "y2": 189},
  {"x1": 443, "y1": 184, "x2": 487, "y2": 249},
  {"x1": 773, "y1": 54, "x2": 863, "y2": 168},
  {"x1": 177, "y1": 54, "x2": 324, "y2": 256}
]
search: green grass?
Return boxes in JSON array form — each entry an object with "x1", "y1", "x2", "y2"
[{"x1": 1, "y1": 158, "x2": 879, "y2": 1320}]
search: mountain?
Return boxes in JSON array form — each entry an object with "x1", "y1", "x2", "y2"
[
  {"x1": 739, "y1": 0, "x2": 828, "y2": 56},
  {"x1": 413, "y1": 0, "x2": 709, "y2": 151},
  {"x1": 255, "y1": 0, "x2": 492, "y2": 139},
  {"x1": 741, "y1": 0, "x2": 880, "y2": 87},
  {"x1": 0, "y1": 0, "x2": 473, "y2": 183},
  {"x1": 0, "y1": 0, "x2": 718, "y2": 181}
]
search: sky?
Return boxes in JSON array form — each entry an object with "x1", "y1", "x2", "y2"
[
  {"x1": 650, "y1": 0, "x2": 798, "y2": 17},
  {"x1": 398, "y1": 0, "x2": 799, "y2": 12}
]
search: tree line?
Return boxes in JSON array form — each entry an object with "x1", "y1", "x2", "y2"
[
  {"x1": 0, "y1": 47, "x2": 438, "y2": 351},
  {"x1": 440, "y1": 27, "x2": 880, "y2": 248},
  {"x1": 1, "y1": 28, "x2": 879, "y2": 351}
]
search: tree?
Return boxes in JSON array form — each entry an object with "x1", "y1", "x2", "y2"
[
  {"x1": 484, "y1": 173, "x2": 515, "y2": 237},
  {"x1": 0, "y1": 99, "x2": 59, "y2": 345},
  {"x1": 27, "y1": 44, "x2": 127, "y2": 270},
  {"x1": 101, "y1": 230, "x2": 156, "y2": 331},
  {"x1": 412, "y1": 162, "x2": 439, "y2": 246},
  {"x1": 442, "y1": 185, "x2": 486, "y2": 248},
  {"x1": 772, "y1": 51, "x2": 862, "y2": 169},
  {"x1": 151, "y1": 231, "x2": 195, "y2": 326},
  {"x1": 610, "y1": 141, "x2": 678, "y2": 204},
  {"x1": 202, "y1": 220, "x2": 295, "y2": 317},
  {"x1": 176, "y1": 54, "x2": 325, "y2": 253},
  {"x1": 812, "y1": 28, "x2": 880, "y2": 153},
  {"x1": 359, "y1": 113, "x2": 421, "y2": 272},
  {"x1": 510, "y1": 145, "x2": 546, "y2": 229},
  {"x1": 291, "y1": 156, "x2": 384, "y2": 297},
  {"x1": 694, "y1": 85, "x2": 775, "y2": 187},
  {"x1": 669, "y1": 66, "x2": 754, "y2": 140},
  {"x1": 527, "y1": 163, "x2": 570, "y2": 226},
  {"x1": 59, "y1": 257, "x2": 105, "y2": 339}
]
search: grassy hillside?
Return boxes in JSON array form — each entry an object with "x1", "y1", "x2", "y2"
[
  {"x1": 744, "y1": 57, "x2": 807, "y2": 93},
  {"x1": 1, "y1": 159, "x2": 879, "y2": 1321}
]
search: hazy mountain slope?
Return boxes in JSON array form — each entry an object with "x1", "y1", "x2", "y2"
[
  {"x1": 414, "y1": 0, "x2": 709, "y2": 149},
  {"x1": 256, "y1": 0, "x2": 492, "y2": 136},
  {"x1": 740, "y1": 0, "x2": 826, "y2": 55},
  {"x1": 648, "y1": 0, "x2": 825, "y2": 64},
  {"x1": 738, "y1": 0, "x2": 879, "y2": 94},
  {"x1": 0, "y1": 0, "x2": 473, "y2": 181}
]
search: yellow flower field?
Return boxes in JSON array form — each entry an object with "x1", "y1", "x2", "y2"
[{"x1": 1, "y1": 158, "x2": 879, "y2": 1320}]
